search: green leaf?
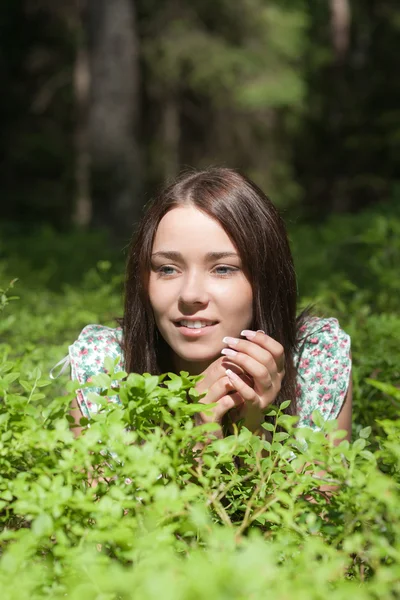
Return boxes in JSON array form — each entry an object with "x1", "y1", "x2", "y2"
[
  {"x1": 104, "y1": 356, "x2": 116, "y2": 372},
  {"x1": 279, "y1": 400, "x2": 291, "y2": 411},
  {"x1": 311, "y1": 410, "x2": 325, "y2": 429},
  {"x1": 359, "y1": 426, "x2": 371, "y2": 439},
  {"x1": 32, "y1": 514, "x2": 54, "y2": 537},
  {"x1": 195, "y1": 422, "x2": 221, "y2": 434},
  {"x1": 263, "y1": 511, "x2": 281, "y2": 524},
  {"x1": 19, "y1": 380, "x2": 32, "y2": 392},
  {"x1": 144, "y1": 376, "x2": 159, "y2": 395},
  {"x1": 30, "y1": 393, "x2": 45, "y2": 402},
  {"x1": 4, "y1": 372, "x2": 20, "y2": 384},
  {"x1": 264, "y1": 408, "x2": 277, "y2": 417},
  {"x1": 0, "y1": 362, "x2": 14, "y2": 374},
  {"x1": 366, "y1": 379, "x2": 400, "y2": 400},
  {"x1": 1, "y1": 490, "x2": 13, "y2": 502},
  {"x1": 126, "y1": 373, "x2": 145, "y2": 389},
  {"x1": 166, "y1": 373, "x2": 183, "y2": 392},
  {"x1": 188, "y1": 387, "x2": 201, "y2": 400},
  {"x1": 37, "y1": 379, "x2": 51, "y2": 388},
  {"x1": 112, "y1": 370, "x2": 127, "y2": 381},
  {"x1": 353, "y1": 438, "x2": 366, "y2": 452},
  {"x1": 262, "y1": 422, "x2": 275, "y2": 432},
  {"x1": 91, "y1": 373, "x2": 111, "y2": 388},
  {"x1": 274, "y1": 432, "x2": 289, "y2": 442},
  {"x1": 276, "y1": 414, "x2": 298, "y2": 430}
]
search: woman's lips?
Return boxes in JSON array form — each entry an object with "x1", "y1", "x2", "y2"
[{"x1": 174, "y1": 322, "x2": 218, "y2": 337}]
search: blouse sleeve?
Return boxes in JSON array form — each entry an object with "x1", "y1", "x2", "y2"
[
  {"x1": 295, "y1": 317, "x2": 352, "y2": 430},
  {"x1": 68, "y1": 324, "x2": 124, "y2": 418}
]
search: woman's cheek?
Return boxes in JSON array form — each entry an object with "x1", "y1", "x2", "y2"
[
  {"x1": 148, "y1": 279, "x2": 164, "y2": 320},
  {"x1": 149, "y1": 280, "x2": 177, "y2": 321},
  {"x1": 214, "y1": 277, "x2": 252, "y2": 313}
]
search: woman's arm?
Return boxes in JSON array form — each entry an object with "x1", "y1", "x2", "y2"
[
  {"x1": 333, "y1": 375, "x2": 352, "y2": 444},
  {"x1": 69, "y1": 397, "x2": 84, "y2": 438},
  {"x1": 306, "y1": 370, "x2": 353, "y2": 500}
]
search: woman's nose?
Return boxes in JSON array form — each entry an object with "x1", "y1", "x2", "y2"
[{"x1": 179, "y1": 272, "x2": 209, "y2": 306}]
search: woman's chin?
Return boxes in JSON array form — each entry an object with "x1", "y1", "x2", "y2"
[{"x1": 173, "y1": 349, "x2": 221, "y2": 374}]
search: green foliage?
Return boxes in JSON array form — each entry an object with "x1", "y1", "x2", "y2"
[
  {"x1": 143, "y1": 2, "x2": 306, "y2": 108},
  {"x1": 0, "y1": 256, "x2": 123, "y2": 399},
  {"x1": 1, "y1": 199, "x2": 399, "y2": 597},
  {"x1": 0, "y1": 278, "x2": 18, "y2": 313},
  {"x1": 291, "y1": 203, "x2": 400, "y2": 440},
  {"x1": 0, "y1": 325, "x2": 399, "y2": 598}
]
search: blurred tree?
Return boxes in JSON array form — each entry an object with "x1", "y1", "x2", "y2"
[
  {"x1": 330, "y1": 0, "x2": 351, "y2": 61},
  {"x1": 72, "y1": 1, "x2": 91, "y2": 227},
  {"x1": 0, "y1": 0, "x2": 75, "y2": 227},
  {"x1": 293, "y1": 0, "x2": 400, "y2": 217},
  {"x1": 138, "y1": 0, "x2": 307, "y2": 205},
  {"x1": 86, "y1": 0, "x2": 142, "y2": 233},
  {"x1": 0, "y1": 0, "x2": 398, "y2": 230}
]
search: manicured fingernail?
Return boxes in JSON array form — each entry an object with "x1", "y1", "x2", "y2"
[
  {"x1": 221, "y1": 348, "x2": 238, "y2": 357},
  {"x1": 225, "y1": 368, "x2": 240, "y2": 381},
  {"x1": 257, "y1": 329, "x2": 265, "y2": 334},
  {"x1": 222, "y1": 336, "x2": 239, "y2": 346},
  {"x1": 241, "y1": 330, "x2": 257, "y2": 339}
]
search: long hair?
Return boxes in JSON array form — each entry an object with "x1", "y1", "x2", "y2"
[{"x1": 122, "y1": 167, "x2": 300, "y2": 415}]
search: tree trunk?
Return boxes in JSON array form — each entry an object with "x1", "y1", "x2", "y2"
[
  {"x1": 73, "y1": 5, "x2": 92, "y2": 228},
  {"x1": 87, "y1": 0, "x2": 141, "y2": 233},
  {"x1": 329, "y1": 0, "x2": 352, "y2": 213},
  {"x1": 330, "y1": 0, "x2": 351, "y2": 62},
  {"x1": 162, "y1": 94, "x2": 180, "y2": 182}
]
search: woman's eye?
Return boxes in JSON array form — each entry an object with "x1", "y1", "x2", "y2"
[
  {"x1": 213, "y1": 265, "x2": 239, "y2": 277},
  {"x1": 157, "y1": 265, "x2": 178, "y2": 276}
]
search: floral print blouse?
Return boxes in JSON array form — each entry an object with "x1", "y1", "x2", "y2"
[{"x1": 61, "y1": 317, "x2": 351, "y2": 431}]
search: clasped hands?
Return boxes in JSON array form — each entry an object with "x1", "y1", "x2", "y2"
[{"x1": 195, "y1": 330, "x2": 285, "y2": 437}]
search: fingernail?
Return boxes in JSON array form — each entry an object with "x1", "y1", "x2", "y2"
[
  {"x1": 257, "y1": 329, "x2": 265, "y2": 334},
  {"x1": 222, "y1": 336, "x2": 239, "y2": 346},
  {"x1": 241, "y1": 330, "x2": 257, "y2": 339},
  {"x1": 225, "y1": 368, "x2": 240, "y2": 381},
  {"x1": 221, "y1": 348, "x2": 238, "y2": 357}
]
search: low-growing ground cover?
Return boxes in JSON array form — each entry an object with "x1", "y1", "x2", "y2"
[{"x1": 0, "y1": 203, "x2": 399, "y2": 599}]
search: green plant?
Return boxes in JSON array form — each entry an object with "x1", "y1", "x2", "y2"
[
  {"x1": 0, "y1": 328, "x2": 400, "y2": 598},
  {"x1": 1, "y1": 199, "x2": 399, "y2": 598}
]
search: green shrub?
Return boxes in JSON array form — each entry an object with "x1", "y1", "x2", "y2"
[
  {"x1": 291, "y1": 205, "x2": 400, "y2": 440},
  {"x1": 0, "y1": 290, "x2": 400, "y2": 598},
  {"x1": 1, "y1": 202, "x2": 399, "y2": 598}
]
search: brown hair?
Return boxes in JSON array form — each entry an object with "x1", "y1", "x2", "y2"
[{"x1": 123, "y1": 167, "x2": 300, "y2": 415}]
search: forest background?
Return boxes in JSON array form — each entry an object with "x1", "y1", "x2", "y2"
[{"x1": 0, "y1": 1, "x2": 400, "y2": 597}]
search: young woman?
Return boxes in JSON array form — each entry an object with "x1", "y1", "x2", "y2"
[{"x1": 60, "y1": 168, "x2": 352, "y2": 441}]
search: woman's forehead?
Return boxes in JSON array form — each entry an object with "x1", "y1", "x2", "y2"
[{"x1": 152, "y1": 206, "x2": 237, "y2": 255}]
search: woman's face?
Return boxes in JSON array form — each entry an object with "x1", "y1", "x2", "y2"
[{"x1": 148, "y1": 205, "x2": 253, "y2": 374}]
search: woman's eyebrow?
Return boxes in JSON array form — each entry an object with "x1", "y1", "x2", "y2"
[
  {"x1": 151, "y1": 251, "x2": 182, "y2": 260},
  {"x1": 206, "y1": 252, "x2": 239, "y2": 260},
  {"x1": 151, "y1": 251, "x2": 239, "y2": 260}
]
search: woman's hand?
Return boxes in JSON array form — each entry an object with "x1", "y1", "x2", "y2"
[
  {"x1": 194, "y1": 357, "x2": 251, "y2": 437},
  {"x1": 220, "y1": 330, "x2": 285, "y2": 433}
]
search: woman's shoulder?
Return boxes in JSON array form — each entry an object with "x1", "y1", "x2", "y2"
[
  {"x1": 295, "y1": 316, "x2": 351, "y2": 354},
  {"x1": 68, "y1": 324, "x2": 124, "y2": 417},
  {"x1": 294, "y1": 316, "x2": 352, "y2": 430},
  {"x1": 69, "y1": 323, "x2": 124, "y2": 379},
  {"x1": 71, "y1": 323, "x2": 123, "y2": 354}
]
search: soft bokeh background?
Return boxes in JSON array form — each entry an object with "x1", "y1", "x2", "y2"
[{"x1": 1, "y1": 0, "x2": 399, "y2": 437}]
